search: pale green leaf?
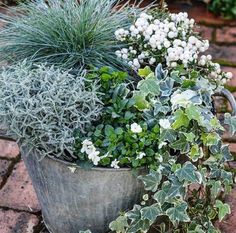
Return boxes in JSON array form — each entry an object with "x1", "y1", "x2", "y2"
[
  {"x1": 175, "y1": 162, "x2": 201, "y2": 183},
  {"x1": 139, "y1": 170, "x2": 162, "y2": 192},
  {"x1": 109, "y1": 215, "x2": 128, "y2": 232},
  {"x1": 140, "y1": 204, "x2": 163, "y2": 222},
  {"x1": 214, "y1": 200, "x2": 231, "y2": 222},
  {"x1": 166, "y1": 202, "x2": 190, "y2": 223},
  {"x1": 172, "y1": 109, "x2": 190, "y2": 129}
]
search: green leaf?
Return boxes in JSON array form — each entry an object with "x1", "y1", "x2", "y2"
[
  {"x1": 127, "y1": 205, "x2": 141, "y2": 223},
  {"x1": 224, "y1": 112, "x2": 236, "y2": 135},
  {"x1": 166, "y1": 202, "x2": 190, "y2": 223},
  {"x1": 170, "y1": 136, "x2": 190, "y2": 153},
  {"x1": 185, "y1": 104, "x2": 202, "y2": 122},
  {"x1": 210, "y1": 117, "x2": 224, "y2": 130},
  {"x1": 214, "y1": 200, "x2": 231, "y2": 222},
  {"x1": 133, "y1": 92, "x2": 150, "y2": 110},
  {"x1": 109, "y1": 215, "x2": 128, "y2": 232},
  {"x1": 201, "y1": 132, "x2": 220, "y2": 146},
  {"x1": 175, "y1": 162, "x2": 201, "y2": 183},
  {"x1": 140, "y1": 204, "x2": 163, "y2": 222},
  {"x1": 138, "y1": 170, "x2": 162, "y2": 192},
  {"x1": 210, "y1": 180, "x2": 222, "y2": 199},
  {"x1": 160, "y1": 129, "x2": 177, "y2": 143},
  {"x1": 183, "y1": 132, "x2": 195, "y2": 143},
  {"x1": 189, "y1": 145, "x2": 202, "y2": 162},
  {"x1": 105, "y1": 125, "x2": 115, "y2": 136},
  {"x1": 172, "y1": 109, "x2": 190, "y2": 129},
  {"x1": 159, "y1": 77, "x2": 174, "y2": 97},
  {"x1": 126, "y1": 219, "x2": 150, "y2": 233},
  {"x1": 155, "y1": 63, "x2": 165, "y2": 80},
  {"x1": 137, "y1": 76, "x2": 160, "y2": 95},
  {"x1": 138, "y1": 66, "x2": 152, "y2": 77}
]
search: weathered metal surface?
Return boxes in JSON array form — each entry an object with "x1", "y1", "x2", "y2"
[{"x1": 22, "y1": 149, "x2": 145, "y2": 233}]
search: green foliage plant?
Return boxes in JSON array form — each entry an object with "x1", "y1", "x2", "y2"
[
  {"x1": 0, "y1": 61, "x2": 102, "y2": 160},
  {"x1": 0, "y1": 0, "x2": 140, "y2": 69},
  {"x1": 208, "y1": 0, "x2": 236, "y2": 19},
  {"x1": 73, "y1": 7, "x2": 236, "y2": 232}
]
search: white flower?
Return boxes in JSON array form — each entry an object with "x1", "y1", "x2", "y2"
[
  {"x1": 111, "y1": 159, "x2": 120, "y2": 169},
  {"x1": 137, "y1": 152, "x2": 146, "y2": 160},
  {"x1": 81, "y1": 139, "x2": 96, "y2": 154},
  {"x1": 170, "y1": 90, "x2": 200, "y2": 108},
  {"x1": 88, "y1": 150, "x2": 101, "y2": 166},
  {"x1": 131, "y1": 123, "x2": 142, "y2": 133},
  {"x1": 159, "y1": 119, "x2": 171, "y2": 129},
  {"x1": 225, "y1": 72, "x2": 233, "y2": 79}
]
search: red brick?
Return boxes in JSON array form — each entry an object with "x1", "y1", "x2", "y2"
[
  {"x1": 207, "y1": 44, "x2": 236, "y2": 64},
  {"x1": 229, "y1": 143, "x2": 236, "y2": 154},
  {"x1": 0, "y1": 160, "x2": 40, "y2": 212},
  {"x1": 195, "y1": 25, "x2": 214, "y2": 41},
  {"x1": 0, "y1": 159, "x2": 11, "y2": 186},
  {"x1": 168, "y1": 1, "x2": 236, "y2": 26},
  {"x1": 216, "y1": 185, "x2": 236, "y2": 233},
  {"x1": 0, "y1": 140, "x2": 19, "y2": 159},
  {"x1": 0, "y1": 209, "x2": 39, "y2": 233},
  {"x1": 216, "y1": 27, "x2": 236, "y2": 44}
]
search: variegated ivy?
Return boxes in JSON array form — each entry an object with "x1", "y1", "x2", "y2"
[{"x1": 107, "y1": 64, "x2": 236, "y2": 232}]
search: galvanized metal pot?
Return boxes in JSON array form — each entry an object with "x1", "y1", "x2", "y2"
[{"x1": 21, "y1": 149, "x2": 145, "y2": 233}]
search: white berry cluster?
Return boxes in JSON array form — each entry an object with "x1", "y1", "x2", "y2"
[
  {"x1": 198, "y1": 55, "x2": 233, "y2": 83},
  {"x1": 115, "y1": 12, "x2": 209, "y2": 69}
]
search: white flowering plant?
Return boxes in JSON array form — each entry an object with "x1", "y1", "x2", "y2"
[
  {"x1": 73, "y1": 7, "x2": 236, "y2": 232},
  {"x1": 115, "y1": 9, "x2": 232, "y2": 84}
]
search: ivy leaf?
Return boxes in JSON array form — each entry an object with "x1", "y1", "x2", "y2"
[
  {"x1": 138, "y1": 66, "x2": 152, "y2": 77},
  {"x1": 221, "y1": 145, "x2": 233, "y2": 162},
  {"x1": 185, "y1": 104, "x2": 202, "y2": 123},
  {"x1": 159, "y1": 77, "x2": 174, "y2": 97},
  {"x1": 214, "y1": 200, "x2": 231, "y2": 222},
  {"x1": 170, "y1": 135, "x2": 190, "y2": 153},
  {"x1": 175, "y1": 162, "x2": 201, "y2": 183},
  {"x1": 172, "y1": 109, "x2": 190, "y2": 129},
  {"x1": 160, "y1": 129, "x2": 177, "y2": 143},
  {"x1": 127, "y1": 205, "x2": 141, "y2": 223},
  {"x1": 224, "y1": 112, "x2": 236, "y2": 135},
  {"x1": 133, "y1": 91, "x2": 149, "y2": 110},
  {"x1": 209, "y1": 180, "x2": 222, "y2": 199},
  {"x1": 201, "y1": 132, "x2": 220, "y2": 146},
  {"x1": 153, "y1": 102, "x2": 170, "y2": 115},
  {"x1": 138, "y1": 170, "x2": 162, "y2": 192},
  {"x1": 155, "y1": 63, "x2": 165, "y2": 80},
  {"x1": 140, "y1": 204, "x2": 163, "y2": 222},
  {"x1": 167, "y1": 177, "x2": 186, "y2": 199},
  {"x1": 126, "y1": 219, "x2": 150, "y2": 233},
  {"x1": 137, "y1": 76, "x2": 160, "y2": 95},
  {"x1": 109, "y1": 215, "x2": 128, "y2": 232},
  {"x1": 183, "y1": 132, "x2": 195, "y2": 143},
  {"x1": 189, "y1": 145, "x2": 202, "y2": 162},
  {"x1": 166, "y1": 202, "x2": 190, "y2": 223}
]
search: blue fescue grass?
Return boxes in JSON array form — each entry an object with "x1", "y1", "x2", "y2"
[{"x1": 0, "y1": 0, "x2": 146, "y2": 69}]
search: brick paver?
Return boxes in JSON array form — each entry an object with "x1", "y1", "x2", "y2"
[
  {"x1": 0, "y1": 160, "x2": 40, "y2": 213},
  {"x1": 0, "y1": 209, "x2": 39, "y2": 233},
  {"x1": 0, "y1": 139, "x2": 20, "y2": 159},
  {"x1": 0, "y1": 159, "x2": 12, "y2": 187},
  {"x1": 0, "y1": 1, "x2": 236, "y2": 233}
]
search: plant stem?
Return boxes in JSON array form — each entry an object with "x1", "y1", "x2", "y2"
[{"x1": 160, "y1": 0, "x2": 165, "y2": 9}]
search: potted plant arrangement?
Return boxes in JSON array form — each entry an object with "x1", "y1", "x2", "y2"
[{"x1": 0, "y1": 0, "x2": 235, "y2": 233}]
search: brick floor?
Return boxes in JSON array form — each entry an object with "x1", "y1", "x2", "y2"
[{"x1": 0, "y1": 1, "x2": 236, "y2": 233}]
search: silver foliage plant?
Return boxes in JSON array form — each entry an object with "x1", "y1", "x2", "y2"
[{"x1": 0, "y1": 61, "x2": 103, "y2": 159}]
